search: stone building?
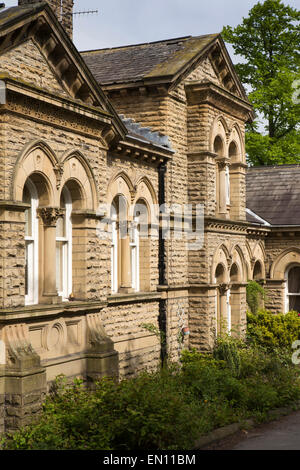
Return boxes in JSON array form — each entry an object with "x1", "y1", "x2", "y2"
[{"x1": 0, "y1": 0, "x2": 298, "y2": 432}]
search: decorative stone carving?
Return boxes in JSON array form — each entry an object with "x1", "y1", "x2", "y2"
[
  {"x1": 2, "y1": 323, "x2": 40, "y2": 368},
  {"x1": 86, "y1": 313, "x2": 115, "y2": 353},
  {"x1": 38, "y1": 207, "x2": 62, "y2": 227},
  {"x1": 54, "y1": 163, "x2": 64, "y2": 190},
  {"x1": 42, "y1": 319, "x2": 67, "y2": 352},
  {"x1": 218, "y1": 283, "x2": 229, "y2": 295}
]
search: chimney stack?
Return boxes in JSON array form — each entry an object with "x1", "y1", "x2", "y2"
[{"x1": 18, "y1": 0, "x2": 74, "y2": 39}]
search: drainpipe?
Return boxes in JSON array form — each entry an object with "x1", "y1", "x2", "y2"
[{"x1": 158, "y1": 162, "x2": 167, "y2": 364}]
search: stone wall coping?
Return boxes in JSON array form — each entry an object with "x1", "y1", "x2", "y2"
[
  {"x1": 0, "y1": 300, "x2": 108, "y2": 322},
  {"x1": 108, "y1": 292, "x2": 162, "y2": 305}
]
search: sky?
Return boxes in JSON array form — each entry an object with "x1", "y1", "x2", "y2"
[{"x1": 3, "y1": 0, "x2": 299, "y2": 54}]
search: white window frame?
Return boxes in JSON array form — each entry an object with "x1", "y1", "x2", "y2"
[
  {"x1": 130, "y1": 217, "x2": 140, "y2": 292},
  {"x1": 56, "y1": 187, "x2": 72, "y2": 301},
  {"x1": 225, "y1": 165, "x2": 230, "y2": 205},
  {"x1": 24, "y1": 179, "x2": 39, "y2": 306},
  {"x1": 111, "y1": 205, "x2": 118, "y2": 294},
  {"x1": 227, "y1": 288, "x2": 231, "y2": 334},
  {"x1": 285, "y1": 264, "x2": 300, "y2": 313}
]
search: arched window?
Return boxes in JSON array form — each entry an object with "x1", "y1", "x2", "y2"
[
  {"x1": 132, "y1": 201, "x2": 150, "y2": 292},
  {"x1": 56, "y1": 186, "x2": 72, "y2": 301},
  {"x1": 23, "y1": 178, "x2": 39, "y2": 306},
  {"x1": 228, "y1": 263, "x2": 240, "y2": 334},
  {"x1": 215, "y1": 263, "x2": 227, "y2": 335},
  {"x1": 229, "y1": 141, "x2": 238, "y2": 162},
  {"x1": 110, "y1": 195, "x2": 130, "y2": 294},
  {"x1": 214, "y1": 136, "x2": 229, "y2": 217},
  {"x1": 130, "y1": 213, "x2": 140, "y2": 292},
  {"x1": 253, "y1": 260, "x2": 263, "y2": 281},
  {"x1": 286, "y1": 265, "x2": 300, "y2": 312},
  {"x1": 111, "y1": 202, "x2": 118, "y2": 294},
  {"x1": 214, "y1": 136, "x2": 224, "y2": 157}
]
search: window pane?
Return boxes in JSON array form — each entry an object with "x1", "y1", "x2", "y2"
[
  {"x1": 288, "y1": 267, "x2": 300, "y2": 293},
  {"x1": 25, "y1": 242, "x2": 29, "y2": 296},
  {"x1": 56, "y1": 216, "x2": 65, "y2": 238},
  {"x1": 23, "y1": 186, "x2": 32, "y2": 237},
  {"x1": 56, "y1": 241, "x2": 64, "y2": 293},
  {"x1": 289, "y1": 295, "x2": 300, "y2": 313}
]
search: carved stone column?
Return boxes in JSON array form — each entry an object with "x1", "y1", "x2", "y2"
[
  {"x1": 119, "y1": 220, "x2": 132, "y2": 293},
  {"x1": 216, "y1": 158, "x2": 230, "y2": 219},
  {"x1": 38, "y1": 207, "x2": 62, "y2": 304},
  {"x1": 218, "y1": 283, "x2": 230, "y2": 334}
]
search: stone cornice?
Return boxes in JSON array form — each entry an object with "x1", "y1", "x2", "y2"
[
  {"x1": 110, "y1": 138, "x2": 172, "y2": 166},
  {"x1": 0, "y1": 74, "x2": 112, "y2": 124},
  {"x1": 247, "y1": 225, "x2": 271, "y2": 237},
  {"x1": 184, "y1": 80, "x2": 254, "y2": 123},
  {"x1": 205, "y1": 216, "x2": 249, "y2": 233}
]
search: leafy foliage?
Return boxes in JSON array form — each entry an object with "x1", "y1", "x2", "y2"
[
  {"x1": 2, "y1": 330, "x2": 300, "y2": 450},
  {"x1": 222, "y1": 0, "x2": 300, "y2": 165},
  {"x1": 246, "y1": 281, "x2": 267, "y2": 314},
  {"x1": 247, "y1": 309, "x2": 300, "y2": 350}
]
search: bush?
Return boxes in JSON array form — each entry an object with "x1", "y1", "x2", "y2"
[
  {"x1": 247, "y1": 309, "x2": 300, "y2": 351},
  {"x1": 2, "y1": 322, "x2": 300, "y2": 450},
  {"x1": 246, "y1": 281, "x2": 267, "y2": 314},
  {"x1": 213, "y1": 336, "x2": 242, "y2": 377},
  {"x1": 1, "y1": 370, "x2": 206, "y2": 451}
]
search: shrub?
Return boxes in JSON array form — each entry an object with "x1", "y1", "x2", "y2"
[
  {"x1": 247, "y1": 309, "x2": 300, "y2": 351},
  {"x1": 2, "y1": 319, "x2": 300, "y2": 451},
  {"x1": 246, "y1": 281, "x2": 267, "y2": 314},
  {"x1": 1, "y1": 369, "x2": 205, "y2": 451},
  {"x1": 213, "y1": 335, "x2": 242, "y2": 378}
]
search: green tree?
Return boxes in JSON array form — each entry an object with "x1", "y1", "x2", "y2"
[{"x1": 222, "y1": 0, "x2": 300, "y2": 166}]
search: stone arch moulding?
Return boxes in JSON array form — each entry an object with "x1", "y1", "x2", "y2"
[
  {"x1": 13, "y1": 140, "x2": 57, "y2": 204},
  {"x1": 251, "y1": 241, "x2": 266, "y2": 279},
  {"x1": 230, "y1": 245, "x2": 247, "y2": 282},
  {"x1": 60, "y1": 150, "x2": 98, "y2": 210},
  {"x1": 210, "y1": 115, "x2": 230, "y2": 153},
  {"x1": 107, "y1": 171, "x2": 135, "y2": 210},
  {"x1": 271, "y1": 248, "x2": 300, "y2": 279},
  {"x1": 133, "y1": 176, "x2": 158, "y2": 224},
  {"x1": 211, "y1": 243, "x2": 230, "y2": 284},
  {"x1": 229, "y1": 123, "x2": 244, "y2": 159}
]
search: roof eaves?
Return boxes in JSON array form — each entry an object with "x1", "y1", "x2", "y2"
[{"x1": 246, "y1": 208, "x2": 271, "y2": 226}]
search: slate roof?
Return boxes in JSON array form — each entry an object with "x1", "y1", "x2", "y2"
[
  {"x1": 121, "y1": 115, "x2": 173, "y2": 152},
  {"x1": 246, "y1": 165, "x2": 300, "y2": 226},
  {"x1": 81, "y1": 34, "x2": 219, "y2": 86}
]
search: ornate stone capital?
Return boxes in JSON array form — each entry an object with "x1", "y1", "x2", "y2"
[
  {"x1": 38, "y1": 207, "x2": 62, "y2": 227},
  {"x1": 216, "y1": 157, "x2": 230, "y2": 170},
  {"x1": 218, "y1": 283, "x2": 229, "y2": 295}
]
